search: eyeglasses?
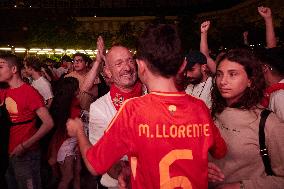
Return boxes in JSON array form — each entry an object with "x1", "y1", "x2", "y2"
[{"x1": 73, "y1": 59, "x2": 85, "y2": 63}]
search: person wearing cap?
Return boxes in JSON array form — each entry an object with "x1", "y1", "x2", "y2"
[{"x1": 185, "y1": 50, "x2": 213, "y2": 108}]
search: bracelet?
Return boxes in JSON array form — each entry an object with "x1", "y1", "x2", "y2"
[
  {"x1": 239, "y1": 181, "x2": 245, "y2": 189},
  {"x1": 21, "y1": 143, "x2": 26, "y2": 150}
]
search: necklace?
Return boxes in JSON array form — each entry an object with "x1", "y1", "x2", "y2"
[{"x1": 191, "y1": 79, "x2": 207, "y2": 98}]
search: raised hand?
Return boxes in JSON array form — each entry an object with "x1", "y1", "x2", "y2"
[
  {"x1": 96, "y1": 35, "x2": 106, "y2": 63},
  {"x1": 258, "y1": 6, "x2": 272, "y2": 19},
  {"x1": 200, "y1": 21, "x2": 211, "y2": 34},
  {"x1": 243, "y1": 31, "x2": 248, "y2": 39}
]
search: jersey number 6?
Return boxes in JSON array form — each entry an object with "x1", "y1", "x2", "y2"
[{"x1": 159, "y1": 149, "x2": 193, "y2": 189}]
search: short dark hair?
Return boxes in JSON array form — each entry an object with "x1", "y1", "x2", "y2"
[
  {"x1": 73, "y1": 53, "x2": 89, "y2": 63},
  {"x1": 0, "y1": 53, "x2": 23, "y2": 73},
  {"x1": 25, "y1": 56, "x2": 42, "y2": 72},
  {"x1": 185, "y1": 51, "x2": 207, "y2": 70},
  {"x1": 61, "y1": 55, "x2": 72, "y2": 63},
  {"x1": 136, "y1": 24, "x2": 183, "y2": 78}
]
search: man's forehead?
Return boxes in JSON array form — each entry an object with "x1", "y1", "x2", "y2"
[
  {"x1": 106, "y1": 46, "x2": 132, "y2": 65},
  {"x1": 74, "y1": 56, "x2": 83, "y2": 60},
  {"x1": 0, "y1": 58, "x2": 8, "y2": 64},
  {"x1": 108, "y1": 46, "x2": 132, "y2": 56}
]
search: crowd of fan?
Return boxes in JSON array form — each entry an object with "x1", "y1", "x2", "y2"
[{"x1": 0, "y1": 6, "x2": 283, "y2": 189}]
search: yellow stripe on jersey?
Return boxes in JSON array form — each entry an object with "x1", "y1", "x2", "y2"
[
  {"x1": 131, "y1": 157, "x2": 138, "y2": 179},
  {"x1": 150, "y1": 92, "x2": 186, "y2": 97},
  {"x1": 105, "y1": 97, "x2": 140, "y2": 133}
]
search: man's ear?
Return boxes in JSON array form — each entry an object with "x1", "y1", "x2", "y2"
[
  {"x1": 201, "y1": 64, "x2": 208, "y2": 72},
  {"x1": 136, "y1": 59, "x2": 146, "y2": 76},
  {"x1": 178, "y1": 59, "x2": 187, "y2": 74},
  {"x1": 11, "y1": 65, "x2": 18, "y2": 74},
  {"x1": 103, "y1": 64, "x2": 113, "y2": 80}
]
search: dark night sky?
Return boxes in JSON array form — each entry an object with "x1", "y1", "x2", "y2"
[
  {"x1": 0, "y1": 0, "x2": 245, "y2": 16},
  {"x1": 0, "y1": 0, "x2": 246, "y2": 46}
]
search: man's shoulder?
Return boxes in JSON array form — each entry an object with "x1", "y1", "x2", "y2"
[
  {"x1": 65, "y1": 71, "x2": 78, "y2": 78},
  {"x1": 10, "y1": 83, "x2": 42, "y2": 100},
  {"x1": 90, "y1": 92, "x2": 112, "y2": 110},
  {"x1": 21, "y1": 83, "x2": 37, "y2": 91},
  {"x1": 33, "y1": 77, "x2": 51, "y2": 86},
  {"x1": 121, "y1": 94, "x2": 149, "y2": 109}
]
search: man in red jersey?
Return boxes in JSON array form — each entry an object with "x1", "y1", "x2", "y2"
[
  {"x1": 0, "y1": 53, "x2": 54, "y2": 189},
  {"x1": 67, "y1": 24, "x2": 227, "y2": 189}
]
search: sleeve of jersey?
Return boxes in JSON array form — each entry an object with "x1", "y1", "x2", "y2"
[
  {"x1": 28, "y1": 87, "x2": 45, "y2": 111},
  {"x1": 86, "y1": 102, "x2": 135, "y2": 174},
  {"x1": 209, "y1": 120, "x2": 227, "y2": 159}
]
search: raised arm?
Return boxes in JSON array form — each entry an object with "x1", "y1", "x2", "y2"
[
  {"x1": 200, "y1": 21, "x2": 216, "y2": 74},
  {"x1": 81, "y1": 36, "x2": 105, "y2": 93},
  {"x1": 243, "y1": 31, "x2": 249, "y2": 46},
  {"x1": 258, "y1": 6, "x2": 277, "y2": 48}
]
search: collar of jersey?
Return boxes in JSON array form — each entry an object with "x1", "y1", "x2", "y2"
[{"x1": 150, "y1": 91, "x2": 187, "y2": 97}]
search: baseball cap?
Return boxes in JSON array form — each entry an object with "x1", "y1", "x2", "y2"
[{"x1": 185, "y1": 51, "x2": 207, "y2": 69}]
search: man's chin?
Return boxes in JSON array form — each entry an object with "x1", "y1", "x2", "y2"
[
  {"x1": 188, "y1": 80, "x2": 199, "y2": 85},
  {"x1": 123, "y1": 80, "x2": 137, "y2": 88}
]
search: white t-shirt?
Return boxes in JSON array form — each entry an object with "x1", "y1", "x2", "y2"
[
  {"x1": 31, "y1": 76, "x2": 54, "y2": 104},
  {"x1": 89, "y1": 92, "x2": 118, "y2": 189},
  {"x1": 185, "y1": 77, "x2": 213, "y2": 108},
  {"x1": 89, "y1": 92, "x2": 116, "y2": 145},
  {"x1": 269, "y1": 79, "x2": 284, "y2": 122}
]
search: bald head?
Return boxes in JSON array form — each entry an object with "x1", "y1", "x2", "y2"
[
  {"x1": 104, "y1": 45, "x2": 137, "y2": 91},
  {"x1": 105, "y1": 46, "x2": 132, "y2": 66}
]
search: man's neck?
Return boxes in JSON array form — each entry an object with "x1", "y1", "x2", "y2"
[
  {"x1": 146, "y1": 76, "x2": 178, "y2": 93},
  {"x1": 75, "y1": 69, "x2": 88, "y2": 76},
  {"x1": 267, "y1": 75, "x2": 283, "y2": 86},
  {"x1": 8, "y1": 75, "x2": 24, "y2": 89},
  {"x1": 200, "y1": 74, "x2": 209, "y2": 83},
  {"x1": 31, "y1": 71, "x2": 42, "y2": 80},
  {"x1": 114, "y1": 84, "x2": 135, "y2": 93}
]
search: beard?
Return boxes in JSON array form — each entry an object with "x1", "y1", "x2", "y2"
[{"x1": 188, "y1": 75, "x2": 203, "y2": 85}]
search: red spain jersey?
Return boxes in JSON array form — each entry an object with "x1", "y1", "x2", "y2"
[{"x1": 86, "y1": 91, "x2": 227, "y2": 189}]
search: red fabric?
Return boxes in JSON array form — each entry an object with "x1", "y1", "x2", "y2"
[
  {"x1": 70, "y1": 97, "x2": 81, "y2": 119},
  {"x1": 110, "y1": 81, "x2": 143, "y2": 111},
  {"x1": 261, "y1": 83, "x2": 284, "y2": 107},
  {"x1": 86, "y1": 91, "x2": 227, "y2": 189},
  {"x1": 4, "y1": 84, "x2": 45, "y2": 153},
  {"x1": 52, "y1": 97, "x2": 81, "y2": 157}
]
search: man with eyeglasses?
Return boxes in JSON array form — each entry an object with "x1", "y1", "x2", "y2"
[{"x1": 65, "y1": 53, "x2": 99, "y2": 111}]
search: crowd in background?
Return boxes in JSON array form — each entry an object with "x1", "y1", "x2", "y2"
[{"x1": 0, "y1": 5, "x2": 283, "y2": 189}]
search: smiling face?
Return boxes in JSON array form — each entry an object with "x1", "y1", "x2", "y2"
[
  {"x1": 216, "y1": 58, "x2": 251, "y2": 106},
  {"x1": 105, "y1": 46, "x2": 137, "y2": 91}
]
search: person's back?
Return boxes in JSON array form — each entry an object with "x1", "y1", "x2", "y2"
[
  {"x1": 66, "y1": 23, "x2": 226, "y2": 189},
  {"x1": 88, "y1": 90, "x2": 225, "y2": 188}
]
